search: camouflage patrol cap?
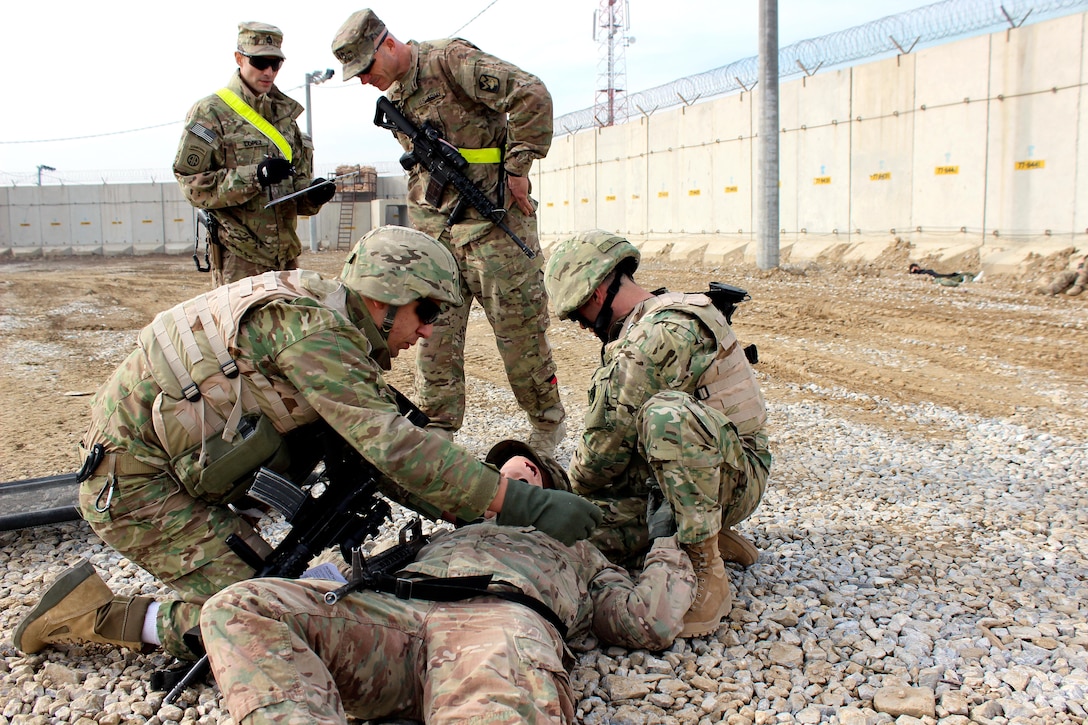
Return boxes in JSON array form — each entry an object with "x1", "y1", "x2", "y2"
[
  {"x1": 237, "y1": 22, "x2": 286, "y2": 59},
  {"x1": 486, "y1": 439, "x2": 572, "y2": 493},
  {"x1": 340, "y1": 225, "x2": 463, "y2": 307},
  {"x1": 544, "y1": 230, "x2": 641, "y2": 320},
  {"x1": 331, "y1": 9, "x2": 388, "y2": 81}
]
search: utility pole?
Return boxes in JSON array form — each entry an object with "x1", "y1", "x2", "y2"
[
  {"x1": 304, "y1": 69, "x2": 335, "y2": 251},
  {"x1": 757, "y1": 0, "x2": 780, "y2": 270}
]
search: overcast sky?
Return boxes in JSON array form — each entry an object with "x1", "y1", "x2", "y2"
[{"x1": 1, "y1": 0, "x2": 945, "y2": 182}]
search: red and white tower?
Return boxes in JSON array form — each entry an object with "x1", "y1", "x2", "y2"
[{"x1": 593, "y1": 0, "x2": 633, "y2": 127}]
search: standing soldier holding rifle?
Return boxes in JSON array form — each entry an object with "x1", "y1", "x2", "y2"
[
  {"x1": 174, "y1": 22, "x2": 338, "y2": 286},
  {"x1": 331, "y1": 9, "x2": 567, "y2": 456}
]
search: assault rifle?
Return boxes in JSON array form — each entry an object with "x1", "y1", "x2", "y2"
[
  {"x1": 160, "y1": 389, "x2": 431, "y2": 703},
  {"x1": 373, "y1": 96, "x2": 535, "y2": 259}
]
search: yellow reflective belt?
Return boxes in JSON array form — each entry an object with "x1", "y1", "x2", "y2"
[
  {"x1": 215, "y1": 88, "x2": 293, "y2": 163},
  {"x1": 458, "y1": 147, "x2": 501, "y2": 163}
]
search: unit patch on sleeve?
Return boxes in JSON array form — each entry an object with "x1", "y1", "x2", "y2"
[
  {"x1": 181, "y1": 146, "x2": 208, "y2": 171},
  {"x1": 477, "y1": 74, "x2": 500, "y2": 94}
]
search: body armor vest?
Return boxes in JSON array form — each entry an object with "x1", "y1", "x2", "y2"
[
  {"x1": 138, "y1": 270, "x2": 350, "y2": 501},
  {"x1": 624, "y1": 292, "x2": 767, "y2": 439}
]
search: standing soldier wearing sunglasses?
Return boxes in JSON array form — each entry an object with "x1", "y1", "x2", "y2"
[
  {"x1": 174, "y1": 22, "x2": 337, "y2": 286},
  {"x1": 331, "y1": 9, "x2": 567, "y2": 457},
  {"x1": 13, "y1": 226, "x2": 601, "y2": 665}
]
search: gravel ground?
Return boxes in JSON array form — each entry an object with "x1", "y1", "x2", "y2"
[
  {"x1": 1, "y1": 374, "x2": 1084, "y2": 725},
  {"x1": 0, "y1": 252, "x2": 1085, "y2": 724}
]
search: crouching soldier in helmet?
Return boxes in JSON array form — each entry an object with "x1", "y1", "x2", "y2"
[
  {"x1": 544, "y1": 230, "x2": 773, "y2": 637},
  {"x1": 14, "y1": 226, "x2": 601, "y2": 662},
  {"x1": 198, "y1": 439, "x2": 695, "y2": 724}
]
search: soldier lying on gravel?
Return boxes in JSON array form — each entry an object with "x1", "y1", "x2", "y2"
[
  {"x1": 199, "y1": 440, "x2": 695, "y2": 724},
  {"x1": 544, "y1": 230, "x2": 773, "y2": 639},
  {"x1": 13, "y1": 226, "x2": 601, "y2": 663}
]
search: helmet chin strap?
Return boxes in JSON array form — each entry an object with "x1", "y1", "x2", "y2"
[
  {"x1": 591, "y1": 272, "x2": 626, "y2": 344},
  {"x1": 381, "y1": 305, "x2": 399, "y2": 335}
]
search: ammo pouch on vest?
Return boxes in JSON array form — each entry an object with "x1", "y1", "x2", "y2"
[{"x1": 172, "y1": 414, "x2": 290, "y2": 505}]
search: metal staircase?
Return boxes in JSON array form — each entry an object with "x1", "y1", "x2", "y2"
[
  {"x1": 335, "y1": 193, "x2": 355, "y2": 251},
  {"x1": 334, "y1": 167, "x2": 376, "y2": 251}
]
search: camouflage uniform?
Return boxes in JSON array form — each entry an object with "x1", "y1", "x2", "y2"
[
  {"x1": 200, "y1": 524, "x2": 696, "y2": 724},
  {"x1": 1042, "y1": 253, "x2": 1088, "y2": 296},
  {"x1": 174, "y1": 70, "x2": 322, "y2": 286},
  {"x1": 545, "y1": 232, "x2": 772, "y2": 567},
  {"x1": 78, "y1": 264, "x2": 499, "y2": 659},
  {"x1": 356, "y1": 23, "x2": 564, "y2": 438},
  {"x1": 572, "y1": 297, "x2": 772, "y2": 565}
]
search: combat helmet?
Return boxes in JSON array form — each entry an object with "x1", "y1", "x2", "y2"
[
  {"x1": 544, "y1": 230, "x2": 640, "y2": 320},
  {"x1": 340, "y1": 226, "x2": 463, "y2": 307},
  {"x1": 485, "y1": 439, "x2": 571, "y2": 493}
]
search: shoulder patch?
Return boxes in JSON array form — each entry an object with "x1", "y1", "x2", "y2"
[
  {"x1": 188, "y1": 122, "x2": 217, "y2": 145},
  {"x1": 181, "y1": 145, "x2": 208, "y2": 171},
  {"x1": 477, "y1": 74, "x2": 500, "y2": 94}
]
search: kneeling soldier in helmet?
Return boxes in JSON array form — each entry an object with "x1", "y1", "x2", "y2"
[{"x1": 544, "y1": 230, "x2": 773, "y2": 637}]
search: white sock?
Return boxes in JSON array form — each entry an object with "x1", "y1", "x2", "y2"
[{"x1": 142, "y1": 601, "x2": 161, "y2": 645}]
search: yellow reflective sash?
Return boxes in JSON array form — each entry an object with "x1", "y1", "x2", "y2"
[
  {"x1": 215, "y1": 88, "x2": 293, "y2": 163},
  {"x1": 458, "y1": 147, "x2": 501, "y2": 163}
]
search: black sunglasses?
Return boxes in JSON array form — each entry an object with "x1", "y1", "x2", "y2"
[
  {"x1": 246, "y1": 55, "x2": 283, "y2": 72},
  {"x1": 569, "y1": 311, "x2": 592, "y2": 328},
  {"x1": 416, "y1": 298, "x2": 443, "y2": 325}
]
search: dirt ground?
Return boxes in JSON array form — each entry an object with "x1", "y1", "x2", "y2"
[{"x1": 0, "y1": 244, "x2": 1085, "y2": 484}]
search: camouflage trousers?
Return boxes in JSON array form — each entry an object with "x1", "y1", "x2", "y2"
[
  {"x1": 201, "y1": 578, "x2": 575, "y2": 724},
  {"x1": 583, "y1": 391, "x2": 772, "y2": 566},
  {"x1": 413, "y1": 207, "x2": 564, "y2": 433},
  {"x1": 78, "y1": 471, "x2": 272, "y2": 659},
  {"x1": 211, "y1": 245, "x2": 298, "y2": 287}
]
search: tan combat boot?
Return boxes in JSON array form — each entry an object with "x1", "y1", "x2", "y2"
[
  {"x1": 14, "y1": 560, "x2": 152, "y2": 654},
  {"x1": 718, "y1": 528, "x2": 759, "y2": 568},
  {"x1": 528, "y1": 408, "x2": 566, "y2": 459},
  {"x1": 679, "y1": 537, "x2": 732, "y2": 637}
]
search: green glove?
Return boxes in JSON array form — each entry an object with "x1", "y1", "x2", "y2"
[{"x1": 497, "y1": 478, "x2": 602, "y2": 546}]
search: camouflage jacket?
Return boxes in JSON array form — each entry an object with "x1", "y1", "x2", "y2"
[
  {"x1": 570, "y1": 295, "x2": 754, "y2": 494},
  {"x1": 404, "y1": 523, "x2": 695, "y2": 649},
  {"x1": 385, "y1": 39, "x2": 552, "y2": 243},
  {"x1": 173, "y1": 71, "x2": 321, "y2": 269},
  {"x1": 86, "y1": 272, "x2": 500, "y2": 520}
]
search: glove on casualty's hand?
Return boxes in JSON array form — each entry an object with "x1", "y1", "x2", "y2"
[
  {"x1": 497, "y1": 478, "x2": 602, "y2": 546},
  {"x1": 306, "y1": 178, "x2": 337, "y2": 205},
  {"x1": 256, "y1": 157, "x2": 295, "y2": 187}
]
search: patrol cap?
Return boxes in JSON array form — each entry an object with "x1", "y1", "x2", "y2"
[
  {"x1": 238, "y1": 21, "x2": 286, "y2": 59},
  {"x1": 544, "y1": 230, "x2": 641, "y2": 320},
  {"x1": 485, "y1": 439, "x2": 572, "y2": 493},
  {"x1": 331, "y1": 9, "x2": 388, "y2": 80},
  {"x1": 340, "y1": 225, "x2": 463, "y2": 307}
]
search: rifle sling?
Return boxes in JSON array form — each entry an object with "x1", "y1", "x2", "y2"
[{"x1": 371, "y1": 573, "x2": 569, "y2": 639}]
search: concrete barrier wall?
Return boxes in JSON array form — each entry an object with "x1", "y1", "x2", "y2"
[
  {"x1": 0, "y1": 174, "x2": 409, "y2": 258},
  {"x1": 2, "y1": 183, "x2": 198, "y2": 256},
  {"x1": 535, "y1": 11, "x2": 1088, "y2": 272}
]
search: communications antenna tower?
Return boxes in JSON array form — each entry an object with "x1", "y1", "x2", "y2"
[{"x1": 593, "y1": 0, "x2": 633, "y2": 127}]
